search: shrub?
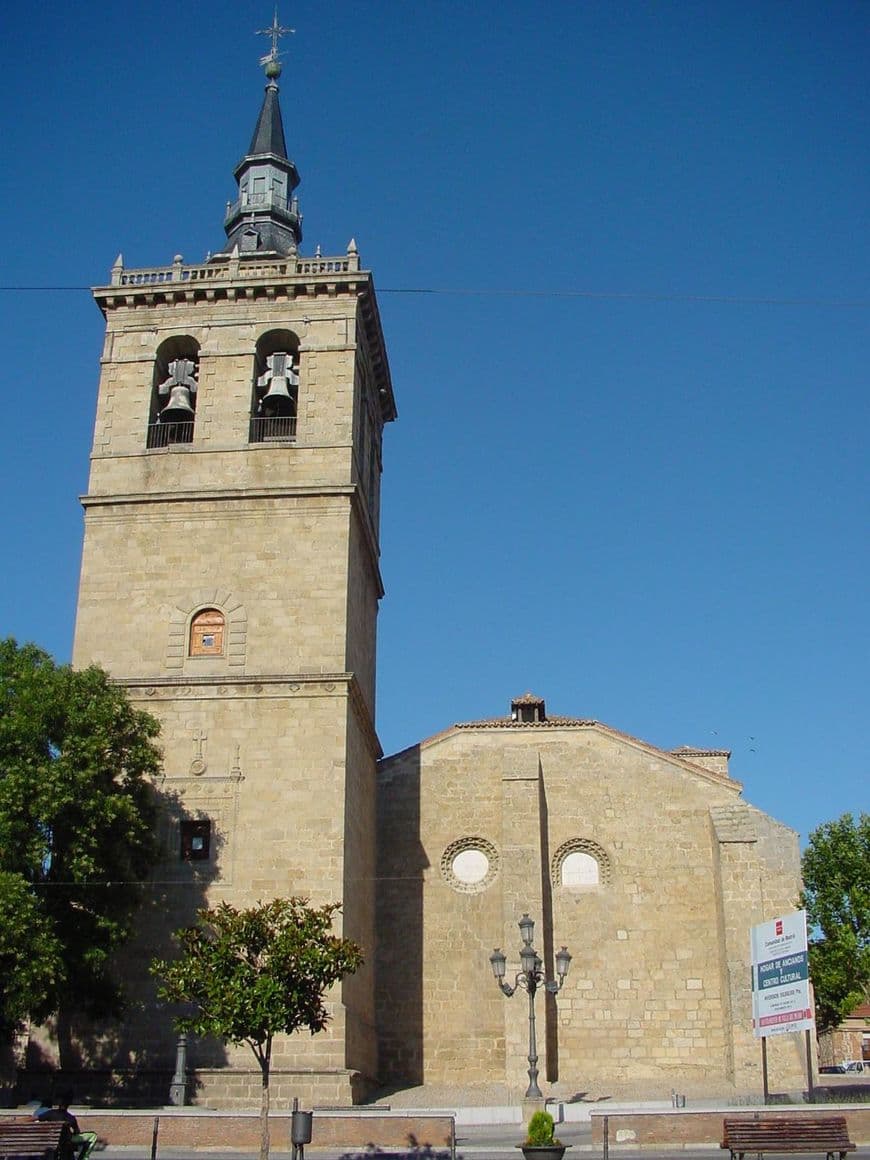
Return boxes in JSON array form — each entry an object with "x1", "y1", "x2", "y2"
[{"x1": 525, "y1": 1110, "x2": 561, "y2": 1147}]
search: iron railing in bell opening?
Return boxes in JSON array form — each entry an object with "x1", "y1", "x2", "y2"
[
  {"x1": 249, "y1": 415, "x2": 297, "y2": 443},
  {"x1": 146, "y1": 420, "x2": 195, "y2": 448}
]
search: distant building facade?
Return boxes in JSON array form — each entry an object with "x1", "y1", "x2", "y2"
[
  {"x1": 26, "y1": 44, "x2": 807, "y2": 1105},
  {"x1": 817, "y1": 1003, "x2": 870, "y2": 1069}
]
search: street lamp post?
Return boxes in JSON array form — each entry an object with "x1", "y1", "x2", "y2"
[
  {"x1": 490, "y1": 914, "x2": 572, "y2": 1100},
  {"x1": 168, "y1": 1031, "x2": 189, "y2": 1106}
]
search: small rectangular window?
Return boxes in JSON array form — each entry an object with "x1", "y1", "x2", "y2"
[{"x1": 180, "y1": 819, "x2": 211, "y2": 861}]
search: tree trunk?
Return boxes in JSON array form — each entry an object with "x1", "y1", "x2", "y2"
[{"x1": 259, "y1": 1038, "x2": 272, "y2": 1160}]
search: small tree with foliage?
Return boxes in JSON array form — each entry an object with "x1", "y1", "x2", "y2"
[
  {"x1": 152, "y1": 898, "x2": 364, "y2": 1160},
  {"x1": 0, "y1": 638, "x2": 161, "y2": 1040},
  {"x1": 801, "y1": 811, "x2": 870, "y2": 1030}
]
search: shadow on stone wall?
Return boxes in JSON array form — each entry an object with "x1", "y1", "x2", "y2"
[
  {"x1": 375, "y1": 746, "x2": 426, "y2": 1086},
  {"x1": 11, "y1": 785, "x2": 226, "y2": 1107}
]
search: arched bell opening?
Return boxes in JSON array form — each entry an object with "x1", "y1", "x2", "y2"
[
  {"x1": 147, "y1": 335, "x2": 201, "y2": 448},
  {"x1": 249, "y1": 329, "x2": 299, "y2": 443}
]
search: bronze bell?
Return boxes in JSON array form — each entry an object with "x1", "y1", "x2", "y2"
[
  {"x1": 158, "y1": 358, "x2": 198, "y2": 422},
  {"x1": 257, "y1": 351, "x2": 298, "y2": 417}
]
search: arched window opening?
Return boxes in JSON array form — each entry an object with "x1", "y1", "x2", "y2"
[
  {"x1": 553, "y1": 838, "x2": 612, "y2": 890},
  {"x1": 250, "y1": 329, "x2": 299, "y2": 443},
  {"x1": 147, "y1": 336, "x2": 200, "y2": 448},
  {"x1": 561, "y1": 851, "x2": 600, "y2": 887},
  {"x1": 189, "y1": 608, "x2": 225, "y2": 656}
]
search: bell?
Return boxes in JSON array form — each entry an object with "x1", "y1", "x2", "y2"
[
  {"x1": 160, "y1": 384, "x2": 196, "y2": 422},
  {"x1": 257, "y1": 351, "x2": 298, "y2": 417},
  {"x1": 158, "y1": 359, "x2": 198, "y2": 423}
]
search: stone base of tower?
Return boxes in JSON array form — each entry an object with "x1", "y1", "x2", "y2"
[{"x1": 191, "y1": 1066, "x2": 376, "y2": 1108}]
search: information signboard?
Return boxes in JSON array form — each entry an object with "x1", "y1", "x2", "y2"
[{"x1": 750, "y1": 910, "x2": 814, "y2": 1038}]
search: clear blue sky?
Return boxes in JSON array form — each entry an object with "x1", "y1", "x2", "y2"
[{"x1": 1, "y1": 2, "x2": 867, "y2": 845}]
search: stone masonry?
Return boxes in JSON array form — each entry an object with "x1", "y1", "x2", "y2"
[
  {"x1": 67, "y1": 245, "x2": 395, "y2": 1107},
  {"x1": 375, "y1": 701, "x2": 806, "y2": 1097}
]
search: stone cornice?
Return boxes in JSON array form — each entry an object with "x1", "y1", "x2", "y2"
[
  {"x1": 118, "y1": 672, "x2": 381, "y2": 758},
  {"x1": 94, "y1": 253, "x2": 365, "y2": 310},
  {"x1": 80, "y1": 483, "x2": 358, "y2": 508},
  {"x1": 80, "y1": 482, "x2": 385, "y2": 597}
]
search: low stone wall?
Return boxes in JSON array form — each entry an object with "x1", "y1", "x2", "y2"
[
  {"x1": 590, "y1": 1106, "x2": 870, "y2": 1148},
  {"x1": 13, "y1": 1068, "x2": 371, "y2": 1111},
  {"x1": 0, "y1": 1111, "x2": 455, "y2": 1152}
]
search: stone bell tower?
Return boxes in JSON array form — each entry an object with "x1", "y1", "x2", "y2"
[{"x1": 72, "y1": 26, "x2": 395, "y2": 1106}]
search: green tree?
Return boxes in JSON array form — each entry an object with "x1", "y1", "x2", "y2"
[
  {"x1": 152, "y1": 898, "x2": 364, "y2": 1160},
  {"x1": 0, "y1": 871, "x2": 63, "y2": 1035},
  {"x1": 0, "y1": 638, "x2": 161, "y2": 1038},
  {"x1": 801, "y1": 812, "x2": 870, "y2": 1030}
]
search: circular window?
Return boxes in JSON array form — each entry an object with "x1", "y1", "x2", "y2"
[{"x1": 441, "y1": 837, "x2": 499, "y2": 894}]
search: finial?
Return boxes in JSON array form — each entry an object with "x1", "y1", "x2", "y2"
[
  {"x1": 347, "y1": 238, "x2": 358, "y2": 255},
  {"x1": 257, "y1": 6, "x2": 294, "y2": 82}
]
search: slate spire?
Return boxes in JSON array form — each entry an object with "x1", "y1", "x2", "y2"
[
  {"x1": 248, "y1": 83, "x2": 288, "y2": 158},
  {"x1": 221, "y1": 15, "x2": 302, "y2": 257}
]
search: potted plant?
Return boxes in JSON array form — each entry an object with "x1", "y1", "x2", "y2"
[{"x1": 519, "y1": 1110, "x2": 569, "y2": 1160}]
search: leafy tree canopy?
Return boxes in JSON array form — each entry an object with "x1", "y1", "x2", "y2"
[
  {"x1": 0, "y1": 638, "x2": 161, "y2": 1033},
  {"x1": 801, "y1": 811, "x2": 870, "y2": 1030},
  {"x1": 0, "y1": 871, "x2": 63, "y2": 1034},
  {"x1": 152, "y1": 898, "x2": 363, "y2": 1160}
]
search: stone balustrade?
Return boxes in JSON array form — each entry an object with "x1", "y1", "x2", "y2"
[{"x1": 106, "y1": 248, "x2": 361, "y2": 288}]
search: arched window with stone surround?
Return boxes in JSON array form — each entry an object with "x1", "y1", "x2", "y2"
[
  {"x1": 189, "y1": 608, "x2": 225, "y2": 657},
  {"x1": 553, "y1": 838, "x2": 612, "y2": 890},
  {"x1": 249, "y1": 328, "x2": 299, "y2": 443},
  {"x1": 561, "y1": 851, "x2": 600, "y2": 886},
  {"x1": 147, "y1": 335, "x2": 200, "y2": 448}
]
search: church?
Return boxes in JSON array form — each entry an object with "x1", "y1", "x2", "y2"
[{"x1": 60, "y1": 33, "x2": 806, "y2": 1106}]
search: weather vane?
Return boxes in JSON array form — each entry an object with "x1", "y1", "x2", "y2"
[{"x1": 257, "y1": 7, "x2": 294, "y2": 78}]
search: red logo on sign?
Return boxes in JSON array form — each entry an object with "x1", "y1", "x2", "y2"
[{"x1": 775, "y1": 920, "x2": 783, "y2": 935}]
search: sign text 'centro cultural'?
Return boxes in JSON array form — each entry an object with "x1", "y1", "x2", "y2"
[{"x1": 750, "y1": 910, "x2": 814, "y2": 1037}]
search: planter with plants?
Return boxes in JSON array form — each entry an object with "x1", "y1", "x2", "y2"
[{"x1": 519, "y1": 1110, "x2": 569, "y2": 1160}]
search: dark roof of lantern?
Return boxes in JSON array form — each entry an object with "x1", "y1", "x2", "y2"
[{"x1": 249, "y1": 83, "x2": 287, "y2": 158}]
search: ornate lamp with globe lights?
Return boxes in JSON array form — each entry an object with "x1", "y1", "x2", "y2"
[{"x1": 490, "y1": 914, "x2": 572, "y2": 1099}]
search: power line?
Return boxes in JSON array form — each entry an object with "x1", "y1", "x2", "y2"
[
  {"x1": 380, "y1": 287, "x2": 870, "y2": 308},
  {"x1": 0, "y1": 285, "x2": 867, "y2": 308}
]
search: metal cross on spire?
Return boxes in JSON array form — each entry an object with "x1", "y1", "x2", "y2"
[{"x1": 257, "y1": 6, "x2": 294, "y2": 76}]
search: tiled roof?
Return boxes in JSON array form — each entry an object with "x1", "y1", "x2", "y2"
[
  {"x1": 456, "y1": 715, "x2": 597, "y2": 730},
  {"x1": 672, "y1": 744, "x2": 732, "y2": 758}
]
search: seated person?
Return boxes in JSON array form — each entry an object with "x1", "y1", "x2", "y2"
[{"x1": 36, "y1": 1093, "x2": 97, "y2": 1160}]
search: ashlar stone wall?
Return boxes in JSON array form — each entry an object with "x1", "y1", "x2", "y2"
[
  {"x1": 376, "y1": 718, "x2": 806, "y2": 1097},
  {"x1": 65, "y1": 262, "x2": 391, "y2": 1105}
]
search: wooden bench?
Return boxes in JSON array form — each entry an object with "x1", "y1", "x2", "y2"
[
  {"x1": 722, "y1": 1116, "x2": 856, "y2": 1160},
  {"x1": 0, "y1": 1121, "x2": 73, "y2": 1160}
]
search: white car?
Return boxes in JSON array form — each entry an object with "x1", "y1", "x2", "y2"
[{"x1": 842, "y1": 1060, "x2": 865, "y2": 1073}]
